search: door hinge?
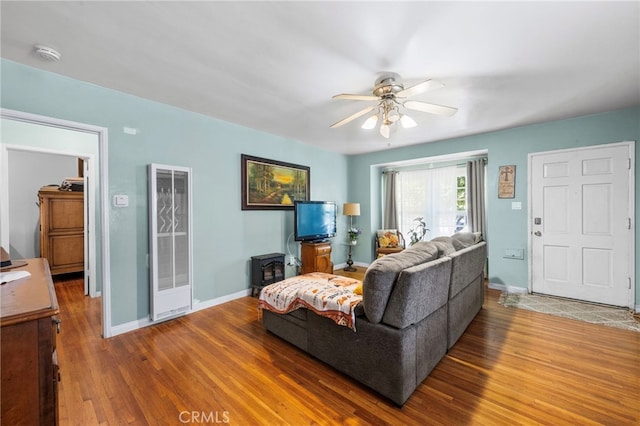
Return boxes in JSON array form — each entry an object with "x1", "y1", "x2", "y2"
[
  {"x1": 629, "y1": 277, "x2": 632, "y2": 290},
  {"x1": 629, "y1": 217, "x2": 632, "y2": 230},
  {"x1": 629, "y1": 158, "x2": 632, "y2": 170}
]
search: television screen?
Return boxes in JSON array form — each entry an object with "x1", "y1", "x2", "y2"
[{"x1": 294, "y1": 201, "x2": 337, "y2": 242}]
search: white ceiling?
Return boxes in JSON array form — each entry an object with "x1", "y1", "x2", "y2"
[{"x1": 1, "y1": 1, "x2": 638, "y2": 155}]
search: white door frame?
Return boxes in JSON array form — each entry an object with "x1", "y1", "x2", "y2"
[
  {"x1": 1, "y1": 108, "x2": 112, "y2": 337},
  {"x1": 4, "y1": 145, "x2": 96, "y2": 296},
  {"x1": 527, "y1": 141, "x2": 635, "y2": 309}
]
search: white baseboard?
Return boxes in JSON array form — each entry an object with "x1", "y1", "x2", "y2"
[
  {"x1": 109, "y1": 289, "x2": 251, "y2": 337},
  {"x1": 488, "y1": 282, "x2": 528, "y2": 294},
  {"x1": 110, "y1": 316, "x2": 154, "y2": 337},
  {"x1": 191, "y1": 289, "x2": 252, "y2": 312}
]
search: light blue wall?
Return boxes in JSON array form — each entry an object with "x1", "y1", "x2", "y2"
[
  {"x1": 1, "y1": 60, "x2": 349, "y2": 326},
  {"x1": 2, "y1": 59, "x2": 639, "y2": 325},
  {"x1": 349, "y1": 106, "x2": 640, "y2": 304}
]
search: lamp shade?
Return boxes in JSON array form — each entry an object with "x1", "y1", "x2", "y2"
[{"x1": 343, "y1": 203, "x2": 360, "y2": 216}]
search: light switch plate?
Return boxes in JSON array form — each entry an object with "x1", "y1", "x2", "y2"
[{"x1": 511, "y1": 201, "x2": 522, "y2": 210}]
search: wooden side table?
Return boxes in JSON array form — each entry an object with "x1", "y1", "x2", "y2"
[{"x1": 300, "y1": 241, "x2": 333, "y2": 274}]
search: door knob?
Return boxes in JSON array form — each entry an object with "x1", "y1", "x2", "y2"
[{"x1": 534, "y1": 231, "x2": 542, "y2": 236}]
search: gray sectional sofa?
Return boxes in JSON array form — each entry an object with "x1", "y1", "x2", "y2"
[{"x1": 261, "y1": 233, "x2": 487, "y2": 406}]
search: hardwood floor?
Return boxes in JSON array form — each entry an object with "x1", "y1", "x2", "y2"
[{"x1": 53, "y1": 274, "x2": 639, "y2": 425}]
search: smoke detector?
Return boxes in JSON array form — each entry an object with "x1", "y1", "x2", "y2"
[{"x1": 33, "y1": 45, "x2": 61, "y2": 62}]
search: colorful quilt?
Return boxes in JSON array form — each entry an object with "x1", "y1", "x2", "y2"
[{"x1": 258, "y1": 272, "x2": 363, "y2": 331}]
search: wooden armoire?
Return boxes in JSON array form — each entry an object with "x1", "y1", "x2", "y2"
[{"x1": 38, "y1": 186, "x2": 84, "y2": 275}]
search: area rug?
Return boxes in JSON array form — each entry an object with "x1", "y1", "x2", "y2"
[{"x1": 498, "y1": 292, "x2": 640, "y2": 333}]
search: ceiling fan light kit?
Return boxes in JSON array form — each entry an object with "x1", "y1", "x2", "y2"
[
  {"x1": 361, "y1": 114, "x2": 378, "y2": 130},
  {"x1": 331, "y1": 73, "x2": 457, "y2": 139},
  {"x1": 400, "y1": 114, "x2": 417, "y2": 128},
  {"x1": 379, "y1": 123, "x2": 391, "y2": 139}
]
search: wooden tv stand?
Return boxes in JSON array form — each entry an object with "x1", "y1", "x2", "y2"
[{"x1": 300, "y1": 241, "x2": 333, "y2": 274}]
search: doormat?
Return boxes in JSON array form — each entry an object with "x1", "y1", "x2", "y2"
[{"x1": 498, "y1": 292, "x2": 640, "y2": 333}]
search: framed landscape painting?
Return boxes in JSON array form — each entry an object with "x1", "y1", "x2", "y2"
[{"x1": 241, "y1": 154, "x2": 310, "y2": 210}]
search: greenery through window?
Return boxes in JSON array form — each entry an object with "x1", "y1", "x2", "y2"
[
  {"x1": 457, "y1": 175, "x2": 466, "y2": 210},
  {"x1": 456, "y1": 168, "x2": 468, "y2": 232}
]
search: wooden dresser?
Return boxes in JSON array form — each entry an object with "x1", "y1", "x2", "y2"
[
  {"x1": 1, "y1": 258, "x2": 60, "y2": 425},
  {"x1": 300, "y1": 241, "x2": 333, "y2": 274},
  {"x1": 38, "y1": 186, "x2": 84, "y2": 275}
]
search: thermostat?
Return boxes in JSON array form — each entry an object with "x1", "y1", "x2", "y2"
[{"x1": 113, "y1": 195, "x2": 129, "y2": 207}]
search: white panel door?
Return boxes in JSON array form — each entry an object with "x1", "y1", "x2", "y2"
[{"x1": 530, "y1": 143, "x2": 633, "y2": 307}]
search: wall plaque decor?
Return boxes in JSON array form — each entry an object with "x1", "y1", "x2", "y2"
[
  {"x1": 241, "y1": 154, "x2": 310, "y2": 210},
  {"x1": 498, "y1": 165, "x2": 516, "y2": 198}
]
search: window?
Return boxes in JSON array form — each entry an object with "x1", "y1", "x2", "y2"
[
  {"x1": 396, "y1": 165, "x2": 461, "y2": 240},
  {"x1": 456, "y1": 166, "x2": 468, "y2": 232}
]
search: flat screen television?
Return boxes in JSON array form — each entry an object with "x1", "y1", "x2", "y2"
[{"x1": 294, "y1": 201, "x2": 337, "y2": 242}]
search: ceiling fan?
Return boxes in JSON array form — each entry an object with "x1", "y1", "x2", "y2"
[{"x1": 330, "y1": 73, "x2": 457, "y2": 138}]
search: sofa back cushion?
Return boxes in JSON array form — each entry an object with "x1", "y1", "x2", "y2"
[
  {"x1": 450, "y1": 232, "x2": 482, "y2": 250},
  {"x1": 429, "y1": 236, "x2": 456, "y2": 257},
  {"x1": 382, "y1": 256, "x2": 452, "y2": 329},
  {"x1": 363, "y1": 242, "x2": 438, "y2": 324},
  {"x1": 449, "y1": 241, "x2": 487, "y2": 298}
]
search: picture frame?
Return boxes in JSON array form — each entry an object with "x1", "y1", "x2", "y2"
[
  {"x1": 498, "y1": 165, "x2": 516, "y2": 199},
  {"x1": 241, "y1": 154, "x2": 310, "y2": 210}
]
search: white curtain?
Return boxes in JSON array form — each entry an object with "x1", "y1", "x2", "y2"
[{"x1": 397, "y1": 165, "x2": 458, "y2": 240}]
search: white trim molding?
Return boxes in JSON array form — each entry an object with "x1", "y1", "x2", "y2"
[
  {"x1": 110, "y1": 289, "x2": 251, "y2": 337},
  {"x1": 488, "y1": 282, "x2": 528, "y2": 294},
  {"x1": 0, "y1": 108, "x2": 112, "y2": 337}
]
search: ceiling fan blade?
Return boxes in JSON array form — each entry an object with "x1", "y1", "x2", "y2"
[
  {"x1": 397, "y1": 79, "x2": 444, "y2": 98},
  {"x1": 332, "y1": 94, "x2": 380, "y2": 101},
  {"x1": 330, "y1": 105, "x2": 376, "y2": 128},
  {"x1": 404, "y1": 100, "x2": 458, "y2": 116}
]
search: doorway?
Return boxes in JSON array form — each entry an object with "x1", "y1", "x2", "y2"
[
  {"x1": 0, "y1": 108, "x2": 112, "y2": 337},
  {"x1": 8, "y1": 150, "x2": 91, "y2": 292},
  {"x1": 529, "y1": 141, "x2": 635, "y2": 308}
]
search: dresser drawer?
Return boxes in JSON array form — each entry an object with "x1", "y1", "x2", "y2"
[{"x1": 315, "y1": 245, "x2": 332, "y2": 255}]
